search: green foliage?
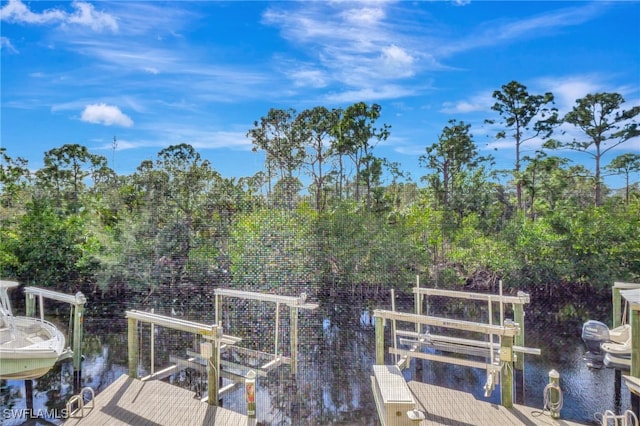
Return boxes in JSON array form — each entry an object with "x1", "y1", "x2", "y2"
[
  {"x1": 11, "y1": 200, "x2": 99, "y2": 288},
  {"x1": 229, "y1": 205, "x2": 321, "y2": 294},
  {"x1": 562, "y1": 205, "x2": 640, "y2": 287}
]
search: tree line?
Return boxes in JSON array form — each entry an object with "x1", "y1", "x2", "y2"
[{"x1": 1, "y1": 80, "x2": 639, "y2": 320}]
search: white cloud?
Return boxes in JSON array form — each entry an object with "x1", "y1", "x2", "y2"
[
  {"x1": 0, "y1": 0, "x2": 117, "y2": 32},
  {"x1": 0, "y1": 36, "x2": 18, "y2": 53},
  {"x1": 440, "y1": 92, "x2": 494, "y2": 114},
  {"x1": 263, "y1": 2, "x2": 426, "y2": 98},
  {"x1": 65, "y1": 1, "x2": 118, "y2": 32},
  {"x1": 341, "y1": 6, "x2": 385, "y2": 26},
  {"x1": 96, "y1": 129, "x2": 252, "y2": 153},
  {"x1": 0, "y1": 0, "x2": 65, "y2": 24},
  {"x1": 379, "y1": 44, "x2": 414, "y2": 77},
  {"x1": 324, "y1": 85, "x2": 416, "y2": 104},
  {"x1": 81, "y1": 104, "x2": 133, "y2": 127},
  {"x1": 438, "y1": 3, "x2": 605, "y2": 57},
  {"x1": 536, "y1": 76, "x2": 601, "y2": 114},
  {"x1": 288, "y1": 69, "x2": 328, "y2": 88}
]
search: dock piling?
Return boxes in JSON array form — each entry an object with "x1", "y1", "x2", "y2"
[
  {"x1": 547, "y1": 369, "x2": 561, "y2": 419},
  {"x1": 127, "y1": 316, "x2": 139, "y2": 379}
]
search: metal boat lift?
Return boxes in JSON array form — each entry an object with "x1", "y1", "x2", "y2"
[
  {"x1": 125, "y1": 309, "x2": 241, "y2": 406},
  {"x1": 213, "y1": 288, "x2": 318, "y2": 374},
  {"x1": 23, "y1": 286, "x2": 87, "y2": 390},
  {"x1": 374, "y1": 279, "x2": 540, "y2": 408}
]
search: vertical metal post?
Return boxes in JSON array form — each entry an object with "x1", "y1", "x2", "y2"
[
  {"x1": 127, "y1": 317, "x2": 139, "y2": 379},
  {"x1": 414, "y1": 275, "x2": 421, "y2": 334},
  {"x1": 488, "y1": 296, "x2": 494, "y2": 362},
  {"x1": 215, "y1": 293, "x2": 220, "y2": 326},
  {"x1": 150, "y1": 308, "x2": 155, "y2": 376},
  {"x1": 290, "y1": 306, "x2": 298, "y2": 373},
  {"x1": 375, "y1": 315, "x2": 384, "y2": 365},
  {"x1": 25, "y1": 293, "x2": 35, "y2": 317},
  {"x1": 274, "y1": 302, "x2": 280, "y2": 357},
  {"x1": 38, "y1": 294, "x2": 44, "y2": 321},
  {"x1": 499, "y1": 280, "x2": 504, "y2": 326},
  {"x1": 391, "y1": 289, "x2": 397, "y2": 364},
  {"x1": 72, "y1": 295, "x2": 85, "y2": 392}
]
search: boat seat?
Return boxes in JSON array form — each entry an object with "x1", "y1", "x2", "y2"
[
  {"x1": 609, "y1": 324, "x2": 631, "y2": 344},
  {"x1": 24, "y1": 323, "x2": 43, "y2": 335}
]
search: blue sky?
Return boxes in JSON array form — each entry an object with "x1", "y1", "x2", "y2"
[{"x1": 1, "y1": 0, "x2": 639, "y2": 189}]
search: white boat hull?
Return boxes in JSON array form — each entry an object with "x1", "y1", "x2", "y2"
[
  {"x1": 604, "y1": 353, "x2": 631, "y2": 370},
  {"x1": 0, "y1": 316, "x2": 66, "y2": 380}
]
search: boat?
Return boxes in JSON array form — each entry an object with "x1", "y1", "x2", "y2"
[
  {"x1": 581, "y1": 319, "x2": 631, "y2": 370},
  {"x1": 0, "y1": 280, "x2": 66, "y2": 380}
]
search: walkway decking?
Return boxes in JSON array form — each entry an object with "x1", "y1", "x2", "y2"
[
  {"x1": 407, "y1": 380, "x2": 587, "y2": 426},
  {"x1": 63, "y1": 374, "x2": 249, "y2": 425}
]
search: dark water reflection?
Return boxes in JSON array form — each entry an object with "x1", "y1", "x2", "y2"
[{"x1": 0, "y1": 299, "x2": 632, "y2": 425}]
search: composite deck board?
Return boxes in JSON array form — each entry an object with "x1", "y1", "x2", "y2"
[
  {"x1": 407, "y1": 380, "x2": 587, "y2": 426},
  {"x1": 63, "y1": 374, "x2": 249, "y2": 426}
]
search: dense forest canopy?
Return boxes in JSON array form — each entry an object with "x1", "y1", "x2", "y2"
[{"x1": 1, "y1": 82, "x2": 639, "y2": 322}]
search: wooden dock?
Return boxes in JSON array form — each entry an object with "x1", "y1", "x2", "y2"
[
  {"x1": 407, "y1": 380, "x2": 587, "y2": 426},
  {"x1": 63, "y1": 374, "x2": 249, "y2": 425}
]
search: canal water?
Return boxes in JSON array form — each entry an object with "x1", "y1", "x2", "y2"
[{"x1": 0, "y1": 296, "x2": 632, "y2": 425}]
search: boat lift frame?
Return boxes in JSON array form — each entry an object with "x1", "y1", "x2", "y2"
[
  {"x1": 23, "y1": 286, "x2": 87, "y2": 391},
  {"x1": 213, "y1": 288, "x2": 318, "y2": 373},
  {"x1": 375, "y1": 279, "x2": 540, "y2": 408},
  {"x1": 412, "y1": 279, "x2": 531, "y2": 370},
  {"x1": 125, "y1": 309, "x2": 241, "y2": 406}
]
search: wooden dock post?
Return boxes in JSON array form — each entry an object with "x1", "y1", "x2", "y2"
[
  {"x1": 500, "y1": 320, "x2": 516, "y2": 408},
  {"x1": 128, "y1": 316, "x2": 139, "y2": 379},
  {"x1": 208, "y1": 330, "x2": 221, "y2": 406},
  {"x1": 613, "y1": 286, "x2": 622, "y2": 329},
  {"x1": 375, "y1": 315, "x2": 384, "y2": 365}
]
